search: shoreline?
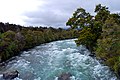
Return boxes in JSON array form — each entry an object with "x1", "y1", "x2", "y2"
[{"x1": 0, "y1": 38, "x2": 76, "y2": 65}]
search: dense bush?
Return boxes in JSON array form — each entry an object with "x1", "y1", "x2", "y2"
[
  {"x1": 67, "y1": 4, "x2": 120, "y2": 78},
  {"x1": 96, "y1": 16, "x2": 120, "y2": 77},
  {"x1": 0, "y1": 23, "x2": 79, "y2": 62}
]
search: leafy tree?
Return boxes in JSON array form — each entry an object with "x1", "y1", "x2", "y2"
[
  {"x1": 66, "y1": 8, "x2": 93, "y2": 29},
  {"x1": 95, "y1": 4, "x2": 110, "y2": 24},
  {"x1": 0, "y1": 21, "x2": 78, "y2": 62},
  {"x1": 96, "y1": 15, "x2": 120, "y2": 76},
  {"x1": 66, "y1": 7, "x2": 102, "y2": 52},
  {"x1": 66, "y1": 4, "x2": 120, "y2": 78}
]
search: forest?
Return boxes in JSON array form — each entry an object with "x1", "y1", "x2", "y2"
[
  {"x1": 0, "y1": 23, "x2": 79, "y2": 62},
  {"x1": 0, "y1": 3, "x2": 120, "y2": 79},
  {"x1": 67, "y1": 4, "x2": 120, "y2": 78}
]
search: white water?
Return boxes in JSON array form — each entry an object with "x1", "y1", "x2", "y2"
[{"x1": 0, "y1": 39, "x2": 117, "y2": 80}]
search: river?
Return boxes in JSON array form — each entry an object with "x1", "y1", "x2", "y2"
[{"x1": 0, "y1": 39, "x2": 117, "y2": 80}]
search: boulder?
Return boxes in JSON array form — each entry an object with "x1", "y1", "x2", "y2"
[
  {"x1": 3, "y1": 70, "x2": 19, "y2": 79},
  {"x1": 58, "y1": 73, "x2": 72, "y2": 80},
  {"x1": 89, "y1": 52, "x2": 96, "y2": 57}
]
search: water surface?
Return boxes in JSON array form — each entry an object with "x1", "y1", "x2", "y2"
[{"x1": 0, "y1": 39, "x2": 117, "y2": 80}]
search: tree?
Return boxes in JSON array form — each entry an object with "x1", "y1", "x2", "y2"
[
  {"x1": 66, "y1": 8, "x2": 93, "y2": 29},
  {"x1": 66, "y1": 7, "x2": 102, "y2": 52},
  {"x1": 67, "y1": 4, "x2": 120, "y2": 78},
  {"x1": 96, "y1": 15, "x2": 120, "y2": 76},
  {"x1": 95, "y1": 4, "x2": 110, "y2": 24}
]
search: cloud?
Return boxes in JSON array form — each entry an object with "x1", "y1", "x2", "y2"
[
  {"x1": 23, "y1": 0, "x2": 82, "y2": 28},
  {"x1": 0, "y1": 0, "x2": 43, "y2": 25},
  {"x1": 24, "y1": 0, "x2": 112, "y2": 28},
  {"x1": 0, "y1": 0, "x2": 120, "y2": 28}
]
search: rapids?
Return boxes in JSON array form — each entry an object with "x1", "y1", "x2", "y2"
[{"x1": 0, "y1": 39, "x2": 117, "y2": 80}]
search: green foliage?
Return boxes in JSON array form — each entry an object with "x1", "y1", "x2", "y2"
[
  {"x1": 66, "y1": 8, "x2": 93, "y2": 29},
  {"x1": 105, "y1": 57, "x2": 118, "y2": 69},
  {"x1": 1, "y1": 30, "x2": 16, "y2": 42},
  {"x1": 95, "y1": 4, "x2": 110, "y2": 23},
  {"x1": 0, "y1": 24, "x2": 78, "y2": 62},
  {"x1": 67, "y1": 4, "x2": 120, "y2": 78},
  {"x1": 95, "y1": 5, "x2": 120, "y2": 78},
  {"x1": 96, "y1": 16, "x2": 120, "y2": 77},
  {"x1": 66, "y1": 6, "x2": 103, "y2": 52},
  {"x1": 75, "y1": 28, "x2": 96, "y2": 52},
  {"x1": 113, "y1": 62, "x2": 120, "y2": 77}
]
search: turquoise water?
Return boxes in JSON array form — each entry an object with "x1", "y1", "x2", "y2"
[{"x1": 0, "y1": 39, "x2": 117, "y2": 80}]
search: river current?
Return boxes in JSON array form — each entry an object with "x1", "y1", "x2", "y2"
[{"x1": 0, "y1": 39, "x2": 117, "y2": 80}]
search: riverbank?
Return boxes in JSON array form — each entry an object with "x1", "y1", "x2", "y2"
[
  {"x1": 0, "y1": 22, "x2": 79, "y2": 63},
  {"x1": 66, "y1": 4, "x2": 120, "y2": 78},
  {"x1": 0, "y1": 39, "x2": 117, "y2": 80}
]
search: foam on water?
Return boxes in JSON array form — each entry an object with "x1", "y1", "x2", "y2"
[
  {"x1": 0, "y1": 39, "x2": 117, "y2": 80},
  {"x1": 14, "y1": 77, "x2": 23, "y2": 80},
  {"x1": 0, "y1": 74, "x2": 3, "y2": 80}
]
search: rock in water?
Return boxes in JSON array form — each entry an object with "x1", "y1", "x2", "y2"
[
  {"x1": 3, "y1": 70, "x2": 19, "y2": 79},
  {"x1": 89, "y1": 52, "x2": 96, "y2": 57},
  {"x1": 58, "y1": 73, "x2": 72, "y2": 80}
]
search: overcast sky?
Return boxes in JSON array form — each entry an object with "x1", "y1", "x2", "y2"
[{"x1": 0, "y1": 0, "x2": 120, "y2": 28}]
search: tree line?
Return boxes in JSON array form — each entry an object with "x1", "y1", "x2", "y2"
[
  {"x1": 0, "y1": 22, "x2": 79, "y2": 62},
  {"x1": 67, "y1": 4, "x2": 120, "y2": 78}
]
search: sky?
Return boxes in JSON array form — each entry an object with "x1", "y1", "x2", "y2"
[{"x1": 0, "y1": 0, "x2": 120, "y2": 28}]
